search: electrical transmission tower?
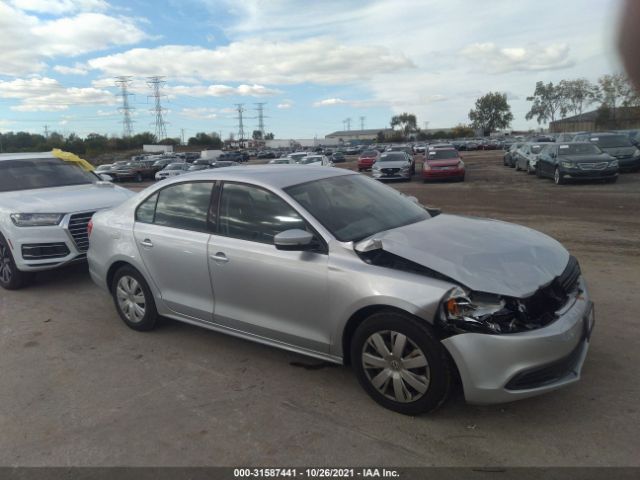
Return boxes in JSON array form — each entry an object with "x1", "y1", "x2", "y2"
[
  {"x1": 147, "y1": 76, "x2": 168, "y2": 141},
  {"x1": 255, "y1": 102, "x2": 268, "y2": 137},
  {"x1": 115, "y1": 76, "x2": 135, "y2": 137},
  {"x1": 235, "y1": 104, "x2": 245, "y2": 147},
  {"x1": 359, "y1": 116, "x2": 365, "y2": 131},
  {"x1": 344, "y1": 118, "x2": 352, "y2": 131}
]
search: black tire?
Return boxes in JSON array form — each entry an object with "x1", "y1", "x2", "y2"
[
  {"x1": 111, "y1": 265, "x2": 158, "y2": 331},
  {"x1": 536, "y1": 164, "x2": 543, "y2": 178},
  {"x1": 135, "y1": 173, "x2": 143, "y2": 183},
  {"x1": 606, "y1": 176, "x2": 618, "y2": 183},
  {"x1": 554, "y1": 167, "x2": 564, "y2": 185},
  {"x1": 351, "y1": 311, "x2": 452, "y2": 415},
  {"x1": 0, "y1": 234, "x2": 32, "y2": 290}
]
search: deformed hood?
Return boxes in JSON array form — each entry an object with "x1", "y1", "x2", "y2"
[{"x1": 355, "y1": 214, "x2": 570, "y2": 298}]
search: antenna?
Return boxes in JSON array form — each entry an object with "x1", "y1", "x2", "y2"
[
  {"x1": 115, "y1": 76, "x2": 135, "y2": 137},
  {"x1": 147, "y1": 76, "x2": 168, "y2": 141}
]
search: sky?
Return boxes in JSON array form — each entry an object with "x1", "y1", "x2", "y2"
[{"x1": 0, "y1": 0, "x2": 626, "y2": 140}]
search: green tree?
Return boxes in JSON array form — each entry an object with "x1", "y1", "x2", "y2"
[
  {"x1": 264, "y1": 132, "x2": 274, "y2": 140},
  {"x1": 252, "y1": 130, "x2": 263, "y2": 140},
  {"x1": 559, "y1": 79, "x2": 598, "y2": 117},
  {"x1": 376, "y1": 130, "x2": 386, "y2": 142},
  {"x1": 468, "y1": 92, "x2": 513, "y2": 136},
  {"x1": 451, "y1": 124, "x2": 475, "y2": 138},
  {"x1": 525, "y1": 82, "x2": 568, "y2": 124},
  {"x1": 390, "y1": 113, "x2": 418, "y2": 137},
  {"x1": 188, "y1": 132, "x2": 222, "y2": 148}
]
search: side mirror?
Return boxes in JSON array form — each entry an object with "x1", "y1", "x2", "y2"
[
  {"x1": 99, "y1": 173, "x2": 113, "y2": 182},
  {"x1": 274, "y1": 229, "x2": 314, "y2": 251}
]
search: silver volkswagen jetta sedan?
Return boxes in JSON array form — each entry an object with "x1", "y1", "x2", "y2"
[{"x1": 87, "y1": 166, "x2": 594, "y2": 415}]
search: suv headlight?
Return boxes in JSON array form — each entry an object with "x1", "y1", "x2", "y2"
[
  {"x1": 561, "y1": 161, "x2": 576, "y2": 169},
  {"x1": 10, "y1": 213, "x2": 64, "y2": 227},
  {"x1": 609, "y1": 159, "x2": 619, "y2": 168},
  {"x1": 633, "y1": 149, "x2": 640, "y2": 158}
]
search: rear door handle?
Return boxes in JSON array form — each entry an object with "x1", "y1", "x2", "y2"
[
  {"x1": 139, "y1": 239, "x2": 153, "y2": 248},
  {"x1": 210, "y1": 252, "x2": 229, "y2": 263}
]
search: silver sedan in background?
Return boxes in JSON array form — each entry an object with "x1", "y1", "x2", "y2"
[{"x1": 88, "y1": 166, "x2": 594, "y2": 415}]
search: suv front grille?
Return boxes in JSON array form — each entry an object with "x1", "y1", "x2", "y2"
[
  {"x1": 578, "y1": 162, "x2": 608, "y2": 171},
  {"x1": 67, "y1": 211, "x2": 95, "y2": 252}
]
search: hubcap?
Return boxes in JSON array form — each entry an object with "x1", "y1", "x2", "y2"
[
  {"x1": 0, "y1": 244, "x2": 13, "y2": 284},
  {"x1": 361, "y1": 330, "x2": 430, "y2": 403},
  {"x1": 554, "y1": 169, "x2": 560, "y2": 184},
  {"x1": 116, "y1": 275, "x2": 146, "y2": 323}
]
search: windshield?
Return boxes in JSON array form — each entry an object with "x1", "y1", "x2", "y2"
[
  {"x1": 378, "y1": 153, "x2": 407, "y2": 162},
  {"x1": 300, "y1": 157, "x2": 322, "y2": 164},
  {"x1": 590, "y1": 135, "x2": 631, "y2": 148},
  {"x1": 166, "y1": 164, "x2": 184, "y2": 170},
  {"x1": 0, "y1": 159, "x2": 96, "y2": 192},
  {"x1": 531, "y1": 145, "x2": 544, "y2": 153},
  {"x1": 558, "y1": 144, "x2": 601, "y2": 155},
  {"x1": 427, "y1": 150, "x2": 459, "y2": 159},
  {"x1": 285, "y1": 174, "x2": 430, "y2": 242},
  {"x1": 361, "y1": 151, "x2": 377, "y2": 157}
]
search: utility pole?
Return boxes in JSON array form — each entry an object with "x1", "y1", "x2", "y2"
[
  {"x1": 44, "y1": 125, "x2": 49, "y2": 138},
  {"x1": 115, "y1": 76, "x2": 135, "y2": 137},
  {"x1": 180, "y1": 128, "x2": 185, "y2": 145},
  {"x1": 147, "y1": 76, "x2": 168, "y2": 141},
  {"x1": 255, "y1": 102, "x2": 267, "y2": 137},
  {"x1": 235, "y1": 103, "x2": 245, "y2": 148},
  {"x1": 359, "y1": 116, "x2": 365, "y2": 131},
  {"x1": 344, "y1": 118, "x2": 352, "y2": 131}
]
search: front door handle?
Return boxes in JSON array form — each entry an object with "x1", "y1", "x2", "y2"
[
  {"x1": 139, "y1": 239, "x2": 153, "y2": 248},
  {"x1": 210, "y1": 252, "x2": 229, "y2": 263}
]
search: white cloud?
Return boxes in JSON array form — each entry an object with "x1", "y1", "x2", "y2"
[
  {"x1": 10, "y1": 0, "x2": 109, "y2": 14},
  {"x1": 0, "y1": 3, "x2": 147, "y2": 76},
  {"x1": 53, "y1": 64, "x2": 89, "y2": 75},
  {"x1": 0, "y1": 77, "x2": 118, "y2": 111},
  {"x1": 87, "y1": 39, "x2": 414, "y2": 85},
  {"x1": 460, "y1": 42, "x2": 574, "y2": 73},
  {"x1": 277, "y1": 100, "x2": 294, "y2": 109},
  {"x1": 313, "y1": 98, "x2": 346, "y2": 107},
  {"x1": 179, "y1": 108, "x2": 218, "y2": 120}
]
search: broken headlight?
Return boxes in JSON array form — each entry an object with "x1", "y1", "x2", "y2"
[{"x1": 439, "y1": 287, "x2": 523, "y2": 334}]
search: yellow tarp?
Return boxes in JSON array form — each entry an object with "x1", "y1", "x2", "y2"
[{"x1": 51, "y1": 149, "x2": 95, "y2": 172}]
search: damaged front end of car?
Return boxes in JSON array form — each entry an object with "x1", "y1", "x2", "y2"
[{"x1": 437, "y1": 256, "x2": 581, "y2": 335}]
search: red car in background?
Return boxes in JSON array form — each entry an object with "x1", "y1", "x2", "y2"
[
  {"x1": 422, "y1": 148, "x2": 465, "y2": 182},
  {"x1": 357, "y1": 149, "x2": 381, "y2": 171}
]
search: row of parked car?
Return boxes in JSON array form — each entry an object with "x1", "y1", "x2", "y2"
[
  {"x1": 502, "y1": 131, "x2": 640, "y2": 185},
  {"x1": 356, "y1": 144, "x2": 466, "y2": 182}
]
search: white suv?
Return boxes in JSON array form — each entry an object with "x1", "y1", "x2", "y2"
[{"x1": 0, "y1": 152, "x2": 135, "y2": 289}]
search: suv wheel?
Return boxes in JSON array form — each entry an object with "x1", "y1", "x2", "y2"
[
  {"x1": 135, "y1": 172, "x2": 143, "y2": 182},
  {"x1": 0, "y1": 234, "x2": 32, "y2": 290},
  {"x1": 112, "y1": 266, "x2": 158, "y2": 331},
  {"x1": 351, "y1": 311, "x2": 451, "y2": 415}
]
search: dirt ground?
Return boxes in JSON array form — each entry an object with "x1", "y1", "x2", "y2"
[{"x1": 1, "y1": 150, "x2": 639, "y2": 467}]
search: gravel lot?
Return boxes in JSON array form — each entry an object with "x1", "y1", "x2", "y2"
[{"x1": 1, "y1": 151, "x2": 639, "y2": 466}]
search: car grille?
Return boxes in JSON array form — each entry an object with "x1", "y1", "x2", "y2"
[
  {"x1": 578, "y1": 162, "x2": 608, "y2": 171},
  {"x1": 67, "y1": 211, "x2": 95, "y2": 252},
  {"x1": 382, "y1": 168, "x2": 400, "y2": 174},
  {"x1": 21, "y1": 242, "x2": 70, "y2": 260}
]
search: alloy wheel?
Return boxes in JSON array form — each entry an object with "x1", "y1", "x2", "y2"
[
  {"x1": 361, "y1": 330, "x2": 431, "y2": 403},
  {"x1": 116, "y1": 275, "x2": 146, "y2": 323},
  {"x1": 0, "y1": 243, "x2": 13, "y2": 284},
  {"x1": 554, "y1": 168, "x2": 561, "y2": 184}
]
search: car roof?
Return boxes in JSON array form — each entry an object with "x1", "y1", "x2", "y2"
[
  {"x1": 0, "y1": 151, "x2": 57, "y2": 162},
  {"x1": 162, "y1": 164, "x2": 355, "y2": 190}
]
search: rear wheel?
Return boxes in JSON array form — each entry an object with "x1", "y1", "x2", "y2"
[
  {"x1": 0, "y1": 235, "x2": 32, "y2": 290},
  {"x1": 351, "y1": 311, "x2": 451, "y2": 415},
  {"x1": 111, "y1": 266, "x2": 158, "y2": 331},
  {"x1": 135, "y1": 172, "x2": 143, "y2": 182}
]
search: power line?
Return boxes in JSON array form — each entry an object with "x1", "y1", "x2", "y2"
[
  {"x1": 115, "y1": 76, "x2": 135, "y2": 137},
  {"x1": 147, "y1": 76, "x2": 168, "y2": 141}
]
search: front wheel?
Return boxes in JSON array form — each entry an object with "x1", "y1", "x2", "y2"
[
  {"x1": 136, "y1": 173, "x2": 143, "y2": 182},
  {"x1": 351, "y1": 311, "x2": 452, "y2": 415},
  {"x1": 0, "y1": 235, "x2": 32, "y2": 290},
  {"x1": 111, "y1": 266, "x2": 158, "y2": 331},
  {"x1": 554, "y1": 167, "x2": 565, "y2": 185}
]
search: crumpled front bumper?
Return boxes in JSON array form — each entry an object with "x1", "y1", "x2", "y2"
[{"x1": 442, "y1": 278, "x2": 594, "y2": 405}]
